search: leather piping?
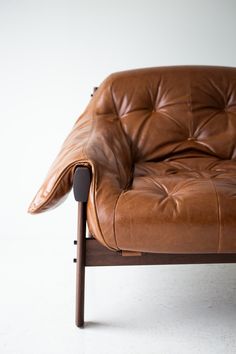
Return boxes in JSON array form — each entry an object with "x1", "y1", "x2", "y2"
[{"x1": 210, "y1": 178, "x2": 222, "y2": 253}]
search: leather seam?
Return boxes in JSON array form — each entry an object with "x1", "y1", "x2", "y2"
[
  {"x1": 210, "y1": 179, "x2": 222, "y2": 253},
  {"x1": 110, "y1": 81, "x2": 133, "y2": 156},
  {"x1": 113, "y1": 190, "x2": 125, "y2": 250},
  {"x1": 113, "y1": 168, "x2": 134, "y2": 250},
  {"x1": 88, "y1": 161, "x2": 117, "y2": 251},
  {"x1": 110, "y1": 82, "x2": 134, "y2": 249}
]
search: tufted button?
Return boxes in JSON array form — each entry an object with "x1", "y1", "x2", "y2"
[{"x1": 187, "y1": 137, "x2": 195, "y2": 141}]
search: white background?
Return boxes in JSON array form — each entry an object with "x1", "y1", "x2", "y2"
[{"x1": 1, "y1": 1, "x2": 236, "y2": 353}]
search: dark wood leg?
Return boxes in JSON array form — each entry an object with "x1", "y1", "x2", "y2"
[
  {"x1": 73, "y1": 167, "x2": 91, "y2": 328},
  {"x1": 75, "y1": 201, "x2": 87, "y2": 328}
]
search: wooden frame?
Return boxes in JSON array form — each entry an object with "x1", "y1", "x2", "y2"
[{"x1": 73, "y1": 167, "x2": 236, "y2": 328}]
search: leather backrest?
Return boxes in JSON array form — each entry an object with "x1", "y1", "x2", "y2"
[
  {"x1": 28, "y1": 65, "x2": 236, "y2": 216},
  {"x1": 99, "y1": 66, "x2": 236, "y2": 163}
]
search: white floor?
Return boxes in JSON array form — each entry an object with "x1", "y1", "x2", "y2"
[{"x1": 1, "y1": 237, "x2": 236, "y2": 354}]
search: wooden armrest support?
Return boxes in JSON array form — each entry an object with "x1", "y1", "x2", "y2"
[{"x1": 73, "y1": 167, "x2": 91, "y2": 202}]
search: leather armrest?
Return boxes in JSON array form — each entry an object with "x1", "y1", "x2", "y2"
[{"x1": 28, "y1": 76, "x2": 132, "y2": 214}]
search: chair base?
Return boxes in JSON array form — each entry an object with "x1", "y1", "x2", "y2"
[
  {"x1": 74, "y1": 201, "x2": 236, "y2": 328},
  {"x1": 85, "y1": 237, "x2": 236, "y2": 266}
]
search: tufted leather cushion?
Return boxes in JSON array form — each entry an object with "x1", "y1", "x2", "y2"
[{"x1": 28, "y1": 66, "x2": 236, "y2": 253}]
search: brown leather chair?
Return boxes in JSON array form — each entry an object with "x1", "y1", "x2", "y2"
[{"x1": 28, "y1": 66, "x2": 236, "y2": 327}]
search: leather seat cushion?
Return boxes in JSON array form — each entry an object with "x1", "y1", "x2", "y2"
[{"x1": 114, "y1": 155, "x2": 236, "y2": 253}]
